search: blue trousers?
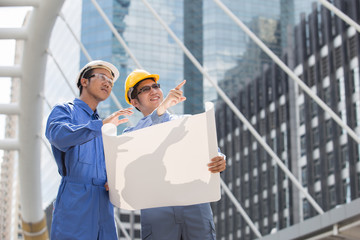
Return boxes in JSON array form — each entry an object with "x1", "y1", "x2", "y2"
[
  {"x1": 141, "y1": 203, "x2": 216, "y2": 240},
  {"x1": 50, "y1": 177, "x2": 117, "y2": 240}
]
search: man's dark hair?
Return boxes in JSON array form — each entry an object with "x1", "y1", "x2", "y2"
[{"x1": 78, "y1": 69, "x2": 94, "y2": 96}]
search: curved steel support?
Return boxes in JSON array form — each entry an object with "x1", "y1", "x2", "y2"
[{"x1": 18, "y1": 0, "x2": 65, "y2": 238}]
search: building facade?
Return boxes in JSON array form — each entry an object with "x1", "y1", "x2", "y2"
[
  {"x1": 294, "y1": 0, "x2": 360, "y2": 220},
  {"x1": 204, "y1": 0, "x2": 315, "y2": 102},
  {"x1": 213, "y1": 0, "x2": 360, "y2": 239}
]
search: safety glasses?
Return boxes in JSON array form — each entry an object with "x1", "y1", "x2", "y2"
[
  {"x1": 89, "y1": 73, "x2": 114, "y2": 87},
  {"x1": 137, "y1": 83, "x2": 161, "y2": 95}
]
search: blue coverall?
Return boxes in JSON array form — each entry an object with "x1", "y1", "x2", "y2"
[
  {"x1": 45, "y1": 98, "x2": 117, "y2": 240},
  {"x1": 124, "y1": 110, "x2": 216, "y2": 240}
]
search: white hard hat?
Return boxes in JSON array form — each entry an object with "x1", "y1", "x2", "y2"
[{"x1": 76, "y1": 60, "x2": 120, "y2": 88}]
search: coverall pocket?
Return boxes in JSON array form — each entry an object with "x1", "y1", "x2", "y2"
[
  {"x1": 141, "y1": 224, "x2": 153, "y2": 240},
  {"x1": 78, "y1": 141, "x2": 94, "y2": 164}
]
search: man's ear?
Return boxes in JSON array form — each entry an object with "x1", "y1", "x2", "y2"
[
  {"x1": 130, "y1": 98, "x2": 139, "y2": 108},
  {"x1": 80, "y1": 78, "x2": 88, "y2": 88}
]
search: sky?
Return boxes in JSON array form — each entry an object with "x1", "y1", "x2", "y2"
[{"x1": 0, "y1": 7, "x2": 31, "y2": 172}]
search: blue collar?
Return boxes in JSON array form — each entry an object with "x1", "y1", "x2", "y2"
[{"x1": 74, "y1": 98, "x2": 98, "y2": 117}]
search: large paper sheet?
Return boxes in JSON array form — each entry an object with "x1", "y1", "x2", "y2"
[{"x1": 102, "y1": 102, "x2": 220, "y2": 210}]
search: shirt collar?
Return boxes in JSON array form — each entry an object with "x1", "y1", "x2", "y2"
[{"x1": 74, "y1": 98, "x2": 98, "y2": 117}]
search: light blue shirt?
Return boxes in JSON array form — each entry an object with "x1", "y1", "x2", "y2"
[
  {"x1": 124, "y1": 110, "x2": 179, "y2": 133},
  {"x1": 123, "y1": 110, "x2": 217, "y2": 240}
]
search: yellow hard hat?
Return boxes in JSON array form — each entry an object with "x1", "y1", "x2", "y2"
[
  {"x1": 124, "y1": 69, "x2": 159, "y2": 105},
  {"x1": 76, "y1": 60, "x2": 119, "y2": 89}
]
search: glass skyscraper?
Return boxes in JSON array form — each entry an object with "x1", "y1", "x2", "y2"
[
  {"x1": 203, "y1": 0, "x2": 315, "y2": 102},
  {"x1": 81, "y1": 0, "x2": 185, "y2": 125}
]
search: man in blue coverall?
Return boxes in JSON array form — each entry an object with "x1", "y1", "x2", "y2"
[
  {"x1": 46, "y1": 60, "x2": 133, "y2": 240},
  {"x1": 123, "y1": 69, "x2": 226, "y2": 240}
]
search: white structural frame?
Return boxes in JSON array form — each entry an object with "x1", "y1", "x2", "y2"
[
  {"x1": 18, "y1": 0, "x2": 65, "y2": 225},
  {"x1": 318, "y1": 0, "x2": 360, "y2": 33},
  {"x1": 0, "y1": 0, "x2": 65, "y2": 239},
  {"x1": 1, "y1": 0, "x2": 359, "y2": 239}
]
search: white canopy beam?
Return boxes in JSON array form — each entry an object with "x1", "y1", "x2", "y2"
[
  {"x1": 18, "y1": 0, "x2": 65, "y2": 239},
  {"x1": 0, "y1": 66, "x2": 22, "y2": 77},
  {"x1": 0, "y1": 27, "x2": 28, "y2": 40},
  {"x1": 319, "y1": 0, "x2": 360, "y2": 33},
  {"x1": 0, "y1": 0, "x2": 39, "y2": 7},
  {"x1": 0, "y1": 103, "x2": 20, "y2": 115},
  {"x1": 0, "y1": 139, "x2": 20, "y2": 151}
]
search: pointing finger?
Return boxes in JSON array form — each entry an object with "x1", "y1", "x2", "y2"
[{"x1": 175, "y1": 80, "x2": 186, "y2": 90}]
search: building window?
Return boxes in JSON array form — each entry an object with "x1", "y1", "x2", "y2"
[
  {"x1": 341, "y1": 145, "x2": 349, "y2": 168},
  {"x1": 299, "y1": 104, "x2": 305, "y2": 125},
  {"x1": 315, "y1": 191, "x2": 322, "y2": 207},
  {"x1": 243, "y1": 155, "x2": 249, "y2": 171},
  {"x1": 309, "y1": 65, "x2": 315, "y2": 87},
  {"x1": 326, "y1": 120, "x2": 333, "y2": 140},
  {"x1": 323, "y1": 87, "x2": 331, "y2": 105},
  {"x1": 244, "y1": 182, "x2": 249, "y2": 198},
  {"x1": 263, "y1": 200, "x2": 268, "y2": 217},
  {"x1": 353, "y1": 101, "x2": 360, "y2": 127},
  {"x1": 329, "y1": 185, "x2": 336, "y2": 208},
  {"x1": 312, "y1": 127, "x2": 319, "y2": 148},
  {"x1": 271, "y1": 166, "x2": 276, "y2": 186},
  {"x1": 279, "y1": 105, "x2": 286, "y2": 123},
  {"x1": 327, "y1": 152, "x2": 334, "y2": 173},
  {"x1": 279, "y1": 132, "x2": 285, "y2": 152},
  {"x1": 311, "y1": 99, "x2": 318, "y2": 117},
  {"x1": 342, "y1": 179, "x2": 350, "y2": 203},
  {"x1": 262, "y1": 171, "x2": 268, "y2": 188},
  {"x1": 303, "y1": 199, "x2": 310, "y2": 219},
  {"x1": 314, "y1": 158, "x2": 321, "y2": 180},
  {"x1": 253, "y1": 204, "x2": 259, "y2": 221},
  {"x1": 302, "y1": 166, "x2": 307, "y2": 186},
  {"x1": 272, "y1": 194, "x2": 277, "y2": 213},
  {"x1": 351, "y1": 67, "x2": 359, "y2": 94},
  {"x1": 321, "y1": 56, "x2": 329, "y2": 77},
  {"x1": 252, "y1": 150, "x2": 258, "y2": 168},
  {"x1": 337, "y1": 77, "x2": 345, "y2": 103},
  {"x1": 253, "y1": 176, "x2": 258, "y2": 194},
  {"x1": 269, "y1": 112, "x2": 275, "y2": 129},
  {"x1": 300, "y1": 135, "x2": 306, "y2": 156}
]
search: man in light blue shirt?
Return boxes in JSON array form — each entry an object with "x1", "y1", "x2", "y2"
[
  {"x1": 124, "y1": 69, "x2": 226, "y2": 240},
  {"x1": 46, "y1": 60, "x2": 133, "y2": 239}
]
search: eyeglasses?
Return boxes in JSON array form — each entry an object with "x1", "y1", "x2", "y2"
[
  {"x1": 89, "y1": 73, "x2": 114, "y2": 87},
  {"x1": 137, "y1": 83, "x2": 161, "y2": 95}
]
